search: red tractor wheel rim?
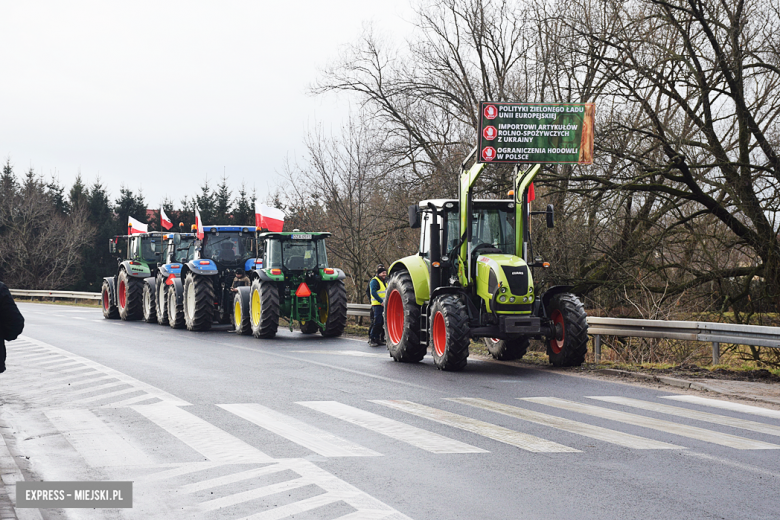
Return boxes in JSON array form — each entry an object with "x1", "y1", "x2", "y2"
[
  {"x1": 550, "y1": 309, "x2": 565, "y2": 354},
  {"x1": 432, "y1": 311, "x2": 446, "y2": 356},
  {"x1": 118, "y1": 280, "x2": 127, "y2": 308},
  {"x1": 386, "y1": 289, "x2": 404, "y2": 345},
  {"x1": 103, "y1": 289, "x2": 109, "y2": 310}
]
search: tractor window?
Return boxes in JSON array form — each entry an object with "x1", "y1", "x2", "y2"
[
  {"x1": 175, "y1": 239, "x2": 196, "y2": 263},
  {"x1": 281, "y1": 241, "x2": 318, "y2": 270},
  {"x1": 444, "y1": 213, "x2": 460, "y2": 255},
  {"x1": 202, "y1": 233, "x2": 256, "y2": 266},
  {"x1": 471, "y1": 208, "x2": 516, "y2": 255},
  {"x1": 265, "y1": 239, "x2": 282, "y2": 268},
  {"x1": 316, "y1": 240, "x2": 328, "y2": 268}
]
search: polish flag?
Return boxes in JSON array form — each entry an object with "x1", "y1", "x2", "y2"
[
  {"x1": 160, "y1": 208, "x2": 173, "y2": 230},
  {"x1": 255, "y1": 203, "x2": 284, "y2": 232},
  {"x1": 128, "y1": 216, "x2": 148, "y2": 235},
  {"x1": 195, "y1": 207, "x2": 204, "y2": 240}
]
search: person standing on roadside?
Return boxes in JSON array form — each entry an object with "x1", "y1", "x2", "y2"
[
  {"x1": 0, "y1": 281, "x2": 25, "y2": 373},
  {"x1": 368, "y1": 266, "x2": 387, "y2": 347}
]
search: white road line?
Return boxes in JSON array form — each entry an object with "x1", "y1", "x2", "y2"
[
  {"x1": 13, "y1": 353, "x2": 56, "y2": 362},
  {"x1": 180, "y1": 463, "x2": 290, "y2": 494},
  {"x1": 132, "y1": 403, "x2": 273, "y2": 463},
  {"x1": 102, "y1": 393, "x2": 162, "y2": 407},
  {"x1": 141, "y1": 462, "x2": 227, "y2": 482},
  {"x1": 523, "y1": 397, "x2": 780, "y2": 450},
  {"x1": 237, "y1": 492, "x2": 338, "y2": 520},
  {"x1": 200, "y1": 476, "x2": 313, "y2": 511},
  {"x1": 372, "y1": 400, "x2": 579, "y2": 453},
  {"x1": 299, "y1": 401, "x2": 488, "y2": 454},
  {"x1": 72, "y1": 387, "x2": 141, "y2": 404},
  {"x1": 589, "y1": 396, "x2": 780, "y2": 438},
  {"x1": 55, "y1": 381, "x2": 130, "y2": 398},
  {"x1": 219, "y1": 403, "x2": 380, "y2": 458},
  {"x1": 20, "y1": 375, "x2": 116, "y2": 396},
  {"x1": 35, "y1": 359, "x2": 82, "y2": 369},
  {"x1": 450, "y1": 398, "x2": 682, "y2": 450},
  {"x1": 44, "y1": 409, "x2": 155, "y2": 467},
  {"x1": 662, "y1": 395, "x2": 780, "y2": 420}
]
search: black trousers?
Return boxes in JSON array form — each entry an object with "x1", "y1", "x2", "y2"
[{"x1": 369, "y1": 306, "x2": 384, "y2": 340}]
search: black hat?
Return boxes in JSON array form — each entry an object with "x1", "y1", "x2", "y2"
[
  {"x1": 236, "y1": 268, "x2": 245, "y2": 275},
  {"x1": 376, "y1": 265, "x2": 387, "y2": 275}
]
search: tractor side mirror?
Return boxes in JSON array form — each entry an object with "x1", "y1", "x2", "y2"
[
  {"x1": 173, "y1": 233, "x2": 181, "y2": 246},
  {"x1": 546, "y1": 204, "x2": 555, "y2": 228},
  {"x1": 408, "y1": 205, "x2": 421, "y2": 228},
  {"x1": 108, "y1": 239, "x2": 116, "y2": 254}
]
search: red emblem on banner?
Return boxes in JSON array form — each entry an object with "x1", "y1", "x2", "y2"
[
  {"x1": 483, "y1": 126, "x2": 497, "y2": 140},
  {"x1": 482, "y1": 147, "x2": 496, "y2": 161},
  {"x1": 483, "y1": 105, "x2": 498, "y2": 119}
]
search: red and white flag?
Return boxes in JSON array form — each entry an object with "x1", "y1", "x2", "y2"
[
  {"x1": 128, "y1": 216, "x2": 148, "y2": 235},
  {"x1": 195, "y1": 207, "x2": 204, "y2": 240},
  {"x1": 255, "y1": 203, "x2": 284, "y2": 232},
  {"x1": 160, "y1": 208, "x2": 173, "y2": 230}
]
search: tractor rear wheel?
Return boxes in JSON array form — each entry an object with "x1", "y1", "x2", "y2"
[
  {"x1": 117, "y1": 270, "x2": 143, "y2": 321},
  {"x1": 319, "y1": 280, "x2": 348, "y2": 337},
  {"x1": 300, "y1": 321, "x2": 319, "y2": 334},
  {"x1": 184, "y1": 273, "x2": 214, "y2": 331},
  {"x1": 156, "y1": 279, "x2": 169, "y2": 325},
  {"x1": 546, "y1": 293, "x2": 588, "y2": 367},
  {"x1": 142, "y1": 283, "x2": 157, "y2": 323},
  {"x1": 101, "y1": 280, "x2": 119, "y2": 319},
  {"x1": 484, "y1": 337, "x2": 530, "y2": 361},
  {"x1": 232, "y1": 287, "x2": 252, "y2": 335},
  {"x1": 250, "y1": 280, "x2": 279, "y2": 338},
  {"x1": 430, "y1": 295, "x2": 470, "y2": 371},
  {"x1": 384, "y1": 270, "x2": 425, "y2": 363},
  {"x1": 167, "y1": 285, "x2": 185, "y2": 329}
]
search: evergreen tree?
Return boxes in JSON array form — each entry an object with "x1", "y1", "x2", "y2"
[
  {"x1": 214, "y1": 173, "x2": 232, "y2": 223},
  {"x1": 195, "y1": 179, "x2": 215, "y2": 224},
  {"x1": 1, "y1": 158, "x2": 17, "y2": 202},
  {"x1": 68, "y1": 174, "x2": 89, "y2": 212},
  {"x1": 73, "y1": 179, "x2": 116, "y2": 291},
  {"x1": 114, "y1": 186, "x2": 147, "y2": 236},
  {"x1": 233, "y1": 182, "x2": 256, "y2": 226},
  {"x1": 46, "y1": 175, "x2": 69, "y2": 214}
]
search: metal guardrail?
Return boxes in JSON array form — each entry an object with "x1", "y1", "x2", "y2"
[{"x1": 11, "y1": 290, "x2": 779, "y2": 363}]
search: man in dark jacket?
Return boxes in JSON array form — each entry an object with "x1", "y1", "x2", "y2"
[
  {"x1": 0, "y1": 281, "x2": 25, "y2": 373},
  {"x1": 368, "y1": 266, "x2": 387, "y2": 347}
]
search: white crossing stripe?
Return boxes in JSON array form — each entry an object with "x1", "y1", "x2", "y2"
[
  {"x1": 372, "y1": 400, "x2": 579, "y2": 453},
  {"x1": 662, "y1": 395, "x2": 780, "y2": 420},
  {"x1": 102, "y1": 393, "x2": 162, "y2": 407},
  {"x1": 589, "y1": 396, "x2": 780, "y2": 438},
  {"x1": 36, "y1": 359, "x2": 81, "y2": 368},
  {"x1": 141, "y1": 462, "x2": 226, "y2": 483},
  {"x1": 180, "y1": 464, "x2": 289, "y2": 494},
  {"x1": 219, "y1": 403, "x2": 380, "y2": 458},
  {"x1": 237, "y1": 492, "x2": 339, "y2": 520},
  {"x1": 44, "y1": 409, "x2": 154, "y2": 467},
  {"x1": 72, "y1": 386, "x2": 141, "y2": 404},
  {"x1": 299, "y1": 401, "x2": 487, "y2": 454},
  {"x1": 20, "y1": 375, "x2": 117, "y2": 397},
  {"x1": 450, "y1": 398, "x2": 682, "y2": 450},
  {"x1": 132, "y1": 403, "x2": 273, "y2": 463},
  {"x1": 523, "y1": 397, "x2": 780, "y2": 450},
  {"x1": 200, "y1": 476, "x2": 313, "y2": 511}
]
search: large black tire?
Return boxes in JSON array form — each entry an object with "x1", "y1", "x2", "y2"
[
  {"x1": 249, "y1": 280, "x2": 279, "y2": 338},
  {"x1": 484, "y1": 337, "x2": 530, "y2": 361},
  {"x1": 384, "y1": 270, "x2": 425, "y2": 363},
  {"x1": 300, "y1": 321, "x2": 319, "y2": 334},
  {"x1": 101, "y1": 280, "x2": 119, "y2": 319},
  {"x1": 232, "y1": 287, "x2": 252, "y2": 335},
  {"x1": 546, "y1": 293, "x2": 588, "y2": 367},
  {"x1": 117, "y1": 270, "x2": 143, "y2": 321},
  {"x1": 430, "y1": 295, "x2": 470, "y2": 371},
  {"x1": 168, "y1": 284, "x2": 185, "y2": 329},
  {"x1": 156, "y1": 279, "x2": 169, "y2": 325},
  {"x1": 319, "y1": 280, "x2": 348, "y2": 337},
  {"x1": 142, "y1": 282, "x2": 157, "y2": 323},
  {"x1": 184, "y1": 273, "x2": 215, "y2": 331}
]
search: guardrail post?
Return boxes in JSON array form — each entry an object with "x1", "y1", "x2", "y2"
[
  {"x1": 593, "y1": 334, "x2": 601, "y2": 364},
  {"x1": 712, "y1": 342, "x2": 720, "y2": 365}
]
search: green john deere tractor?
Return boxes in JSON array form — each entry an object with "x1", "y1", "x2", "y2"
[
  {"x1": 233, "y1": 231, "x2": 348, "y2": 338},
  {"x1": 101, "y1": 232, "x2": 163, "y2": 320},
  {"x1": 384, "y1": 158, "x2": 588, "y2": 371}
]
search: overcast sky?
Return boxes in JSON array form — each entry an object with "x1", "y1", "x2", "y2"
[{"x1": 0, "y1": 1, "x2": 414, "y2": 207}]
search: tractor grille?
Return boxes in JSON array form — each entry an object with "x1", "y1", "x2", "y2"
[{"x1": 501, "y1": 265, "x2": 529, "y2": 296}]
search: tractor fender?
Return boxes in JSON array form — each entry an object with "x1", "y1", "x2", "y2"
[
  {"x1": 144, "y1": 277, "x2": 156, "y2": 298},
  {"x1": 322, "y1": 268, "x2": 346, "y2": 281},
  {"x1": 185, "y1": 259, "x2": 219, "y2": 276},
  {"x1": 389, "y1": 255, "x2": 430, "y2": 306},
  {"x1": 540, "y1": 285, "x2": 575, "y2": 316},
  {"x1": 159, "y1": 262, "x2": 184, "y2": 278},
  {"x1": 245, "y1": 258, "x2": 263, "y2": 272},
  {"x1": 252, "y1": 269, "x2": 285, "y2": 282},
  {"x1": 169, "y1": 276, "x2": 184, "y2": 306},
  {"x1": 333, "y1": 268, "x2": 347, "y2": 281},
  {"x1": 121, "y1": 260, "x2": 151, "y2": 278},
  {"x1": 235, "y1": 285, "x2": 251, "y2": 310},
  {"x1": 103, "y1": 276, "x2": 117, "y2": 305}
]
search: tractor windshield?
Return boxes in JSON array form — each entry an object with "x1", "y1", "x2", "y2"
[
  {"x1": 202, "y1": 232, "x2": 256, "y2": 266},
  {"x1": 136, "y1": 235, "x2": 161, "y2": 263},
  {"x1": 471, "y1": 207, "x2": 516, "y2": 255},
  {"x1": 174, "y1": 238, "x2": 196, "y2": 263},
  {"x1": 265, "y1": 238, "x2": 327, "y2": 270}
]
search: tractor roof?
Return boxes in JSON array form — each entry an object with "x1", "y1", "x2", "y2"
[
  {"x1": 113, "y1": 231, "x2": 165, "y2": 240},
  {"x1": 162, "y1": 233, "x2": 195, "y2": 240},
  {"x1": 418, "y1": 199, "x2": 513, "y2": 210},
  {"x1": 256, "y1": 231, "x2": 331, "y2": 239},
  {"x1": 202, "y1": 225, "x2": 256, "y2": 233}
]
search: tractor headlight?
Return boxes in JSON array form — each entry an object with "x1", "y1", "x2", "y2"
[
  {"x1": 499, "y1": 295, "x2": 507, "y2": 303},
  {"x1": 441, "y1": 255, "x2": 449, "y2": 262},
  {"x1": 509, "y1": 297, "x2": 516, "y2": 303},
  {"x1": 501, "y1": 286, "x2": 507, "y2": 294}
]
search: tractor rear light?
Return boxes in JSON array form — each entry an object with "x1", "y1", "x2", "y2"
[
  {"x1": 255, "y1": 260, "x2": 263, "y2": 264},
  {"x1": 129, "y1": 261, "x2": 141, "y2": 265},
  {"x1": 323, "y1": 268, "x2": 335, "y2": 274},
  {"x1": 199, "y1": 260, "x2": 211, "y2": 265},
  {"x1": 171, "y1": 264, "x2": 181, "y2": 269},
  {"x1": 270, "y1": 269, "x2": 282, "y2": 275},
  {"x1": 295, "y1": 283, "x2": 312, "y2": 298}
]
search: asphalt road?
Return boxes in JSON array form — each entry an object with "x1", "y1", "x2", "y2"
[{"x1": 1, "y1": 302, "x2": 779, "y2": 520}]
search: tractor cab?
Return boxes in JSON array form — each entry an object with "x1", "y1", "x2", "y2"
[
  {"x1": 258, "y1": 232, "x2": 330, "y2": 273},
  {"x1": 197, "y1": 226, "x2": 258, "y2": 272},
  {"x1": 161, "y1": 233, "x2": 196, "y2": 265}
]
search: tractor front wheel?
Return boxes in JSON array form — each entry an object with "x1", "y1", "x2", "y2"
[
  {"x1": 430, "y1": 295, "x2": 470, "y2": 371},
  {"x1": 117, "y1": 270, "x2": 143, "y2": 321},
  {"x1": 156, "y1": 279, "x2": 169, "y2": 325},
  {"x1": 142, "y1": 282, "x2": 157, "y2": 323},
  {"x1": 545, "y1": 293, "x2": 588, "y2": 367},
  {"x1": 101, "y1": 280, "x2": 119, "y2": 319},
  {"x1": 384, "y1": 270, "x2": 425, "y2": 363},
  {"x1": 319, "y1": 280, "x2": 348, "y2": 337},
  {"x1": 232, "y1": 287, "x2": 252, "y2": 335},
  {"x1": 484, "y1": 337, "x2": 530, "y2": 361},
  {"x1": 249, "y1": 280, "x2": 279, "y2": 338},
  {"x1": 184, "y1": 273, "x2": 215, "y2": 331}
]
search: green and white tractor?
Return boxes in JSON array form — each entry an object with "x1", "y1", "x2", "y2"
[
  {"x1": 102, "y1": 232, "x2": 163, "y2": 321},
  {"x1": 233, "y1": 231, "x2": 348, "y2": 339},
  {"x1": 384, "y1": 158, "x2": 588, "y2": 371}
]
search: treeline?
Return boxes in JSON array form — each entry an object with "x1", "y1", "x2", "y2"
[{"x1": 0, "y1": 159, "x2": 258, "y2": 293}]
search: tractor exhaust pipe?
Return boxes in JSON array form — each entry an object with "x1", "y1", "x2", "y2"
[{"x1": 427, "y1": 202, "x2": 442, "y2": 296}]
